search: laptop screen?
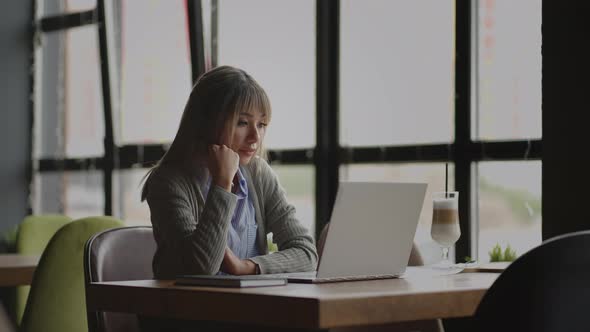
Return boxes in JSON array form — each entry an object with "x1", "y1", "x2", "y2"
[{"x1": 317, "y1": 182, "x2": 427, "y2": 279}]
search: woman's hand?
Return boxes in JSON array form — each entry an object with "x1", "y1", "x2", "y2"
[
  {"x1": 220, "y1": 247, "x2": 258, "y2": 275},
  {"x1": 208, "y1": 144, "x2": 239, "y2": 192}
]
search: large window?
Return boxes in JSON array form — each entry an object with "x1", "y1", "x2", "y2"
[
  {"x1": 33, "y1": 1, "x2": 106, "y2": 220},
  {"x1": 475, "y1": 0, "x2": 542, "y2": 141},
  {"x1": 477, "y1": 161, "x2": 541, "y2": 262},
  {"x1": 34, "y1": 26, "x2": 104, "y2": 159},
  {"x1": 472, "y1": 0, "x2": 542, "y2": 260},
  {"x1": 34, "y1": 171, "x2": 103, "y2": 219},
  {"x1": 108, "y1": 0, "x2": 193, "y2": 223},
  {"x1": 336, "y1": 0, "x2": 541, "y2": 263},
  {"x1": 32, "y1": 0, "x2": 542, "y2": 264},
  {"x1": 218, "y1": 0, "x2": 316, "y2": 150},
  {"x1": 113, "y1": 168, "x2": 150, "y2": 225},
  {"x1": 218, "y1": 0, "x2": 316, "y2": 233},
  {"x1": 272, "y1": 166, "x2": 315, "y2": 233},
  {"x1": 115, "y1": 0, "x2": 192, "y2": 145},
  {"x1": 340, "y1": 0, "x2": 455, "y2": 147}
]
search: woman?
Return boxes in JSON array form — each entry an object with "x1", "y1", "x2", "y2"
[{"x1": 141, "y1": 66, "x2": 318, "y2": 279}]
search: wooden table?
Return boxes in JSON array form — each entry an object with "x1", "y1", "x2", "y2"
[
  {"x1": 86, "y1": 268, "x2": 499, "y2": 329},
  {"x1": 0, "y1": 254, "x2": 39, "y2": 286}
]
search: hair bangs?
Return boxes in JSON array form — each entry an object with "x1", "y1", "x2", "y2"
[{"x1": 235, "y1": 82, "x2": 272, "y2": 121}]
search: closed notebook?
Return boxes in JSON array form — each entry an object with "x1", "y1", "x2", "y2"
[{"x1": 175, "y1": 275, "x2": 287, "y2": 288}]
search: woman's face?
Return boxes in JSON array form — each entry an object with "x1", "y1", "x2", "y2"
[{"x1": 229, "y1": 110, "x2": 268, "y2": 165}]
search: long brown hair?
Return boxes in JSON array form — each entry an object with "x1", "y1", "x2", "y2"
[{"x1": 140, "y1": 66, "x2": 272, "y2": 201}]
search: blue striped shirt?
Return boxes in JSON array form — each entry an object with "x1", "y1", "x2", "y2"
[{"x1": 203, "y1": 167, "x2": 260, "y2": 261}]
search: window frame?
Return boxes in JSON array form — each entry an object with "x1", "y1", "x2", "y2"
[{"x1": 33, "y1": 0, "x2": 542, "y2": 262}]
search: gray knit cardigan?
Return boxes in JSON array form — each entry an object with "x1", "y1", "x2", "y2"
[{"x1": 144, "y1": 156, "x2": 318, "y2": 278}]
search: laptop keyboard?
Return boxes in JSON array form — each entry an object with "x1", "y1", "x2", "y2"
[
  {"x1": 262, "y1": 272, "x2": 399, "y2": 283},
  {"x1": 262, "y1": 271, "x2": 316, "y2": 279},
  {"x1": 311, "y1": 273, "x2": 399, "y2": 283}
]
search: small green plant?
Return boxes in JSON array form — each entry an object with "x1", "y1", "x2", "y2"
[
  {"x1": 489, "y1": 244, "x2": 503, "y2": 262},
  {"x1": 463, "y1": 256, "x2": 476, "y2": 264},
  {"x1": 267, "y1": 241, "x2": 278, "y2": 253},
  {"x1": 503, "y1": 245, "x2": 517, "y2": 261},
  {"x1": 489, "y1": 243, "x2": 517, "y2": 262},
  {"x1": 267, "y1": 233, "x2": 278, "y2": 252}
]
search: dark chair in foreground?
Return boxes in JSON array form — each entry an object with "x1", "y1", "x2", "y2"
[
  {"x1": 84, "y1": 226, "x2": 156, "y2": 332},
  {"x1": 474, "y1": 230, "x2": 590, "y2": 332}
]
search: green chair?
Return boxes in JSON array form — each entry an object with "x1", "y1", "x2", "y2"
[
  {"x1": 20, "y1": 216, "x2": 123, "y2": 332},
  {"x1": 15, "y1": 214, "x2": 72, "y2": 324}
]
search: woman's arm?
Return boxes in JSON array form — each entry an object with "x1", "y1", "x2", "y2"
[
  {"x1": 248, "y1": 161, "x2": 318, "y2": 274},
  {"x1": 147, "y1": 168, "x2": 237, "y2": 275}
]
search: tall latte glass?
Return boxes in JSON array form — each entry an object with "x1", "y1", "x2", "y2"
[{"x1": 431, "y1": 191, "x2": 461, "y2": 267}]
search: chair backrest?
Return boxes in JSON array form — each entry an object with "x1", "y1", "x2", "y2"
[
  {"x1": 15, "y1": 214, "x2": 72, "y2": 324},
  {"x1": 475, "y1": 230, "x2": 590, "y2": 332},
  {"x1": 84, "y1": 226, "x2": 156, "y2": 332},
  {"x1": 19, "y1": 216, "x2": 123, "y2": 332}
]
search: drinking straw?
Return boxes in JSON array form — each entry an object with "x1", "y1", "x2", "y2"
[{"x1": 445, "y1": 163, "x2": 448, "y2": 198}]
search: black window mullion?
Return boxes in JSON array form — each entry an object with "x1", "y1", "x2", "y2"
[
  {"x1": 211, "y1": 0, "x2": 219, "y2": 68},
  {"x1": 341, "y1": 141, "x2": 541, "y2": 164},
  {"x1": 36, "y1": 139, "x2": 540, "y2": 172},
  {"x1": 343, "y1": 144, "x2": 452, "y2": 164},
  {"x1": 97, "y1": 0, "x2": 115, "y2": 215},
  {"x1": 38, "y1": 157, "x2": 105, "y2": 172},
  {"x1": 454, "y1": 0, "x2": 473, "y2": 262},
  {"x1": 187, "y1": 0, "x2": 207, "y2": 83},
  {"x1": 315, "y1": 0, "x2": 340, "y2": 239},
  {"x1": 117, "y1": 145, "x2": 168, "y2": 169},
  {"x1": 38, "y1": 9, "x2": 97, "y2": 32},
  {"x1": 468, "y1": 140, "x2": 541, "y2": 160},
  {"x1": 268, "y1": 149, "x2": 315, "y2": 165},
  {"x1": 27, "y1": 0, "x2": 37, "y2": 216}
]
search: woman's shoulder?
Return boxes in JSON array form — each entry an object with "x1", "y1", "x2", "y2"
[
  {"x1": 145, "y1": 164, "x2": 198, "y2": 194},
  {"x1": 149, "y1": 164, "x2": 186, "y2": 182}
]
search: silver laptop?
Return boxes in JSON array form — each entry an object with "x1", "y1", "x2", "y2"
[{"x1": 270, "y1": 181, "x2": 427, "y2": 283}]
